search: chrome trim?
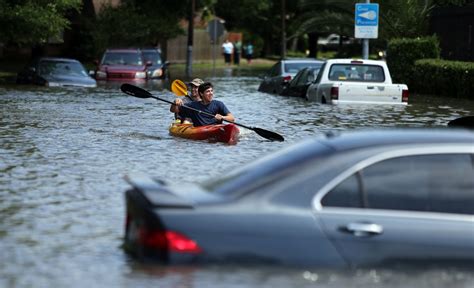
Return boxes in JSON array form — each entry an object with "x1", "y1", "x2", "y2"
[
  {"x1": 317, "y1": 206, "x2": 474, "y2": 221},
  {"x1": 312, "y1": 145, "x2": 474, "y2": 212}
]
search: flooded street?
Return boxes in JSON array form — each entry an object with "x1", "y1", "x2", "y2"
[{"x1": 1, "y1": 71, "x2": 474, "y2": 288}]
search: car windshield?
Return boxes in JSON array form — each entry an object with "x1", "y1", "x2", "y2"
[
  {"x1": 284, "y1": 62, "x2": 322, "y2": 74},
  {"x1": 39, "y1": 60, "x2": 88, "y2": 77},
  {"x1": 102, "y1": 52, "x2": 143, "y2": 66},
  {"x1": 142, "y1": 51, "x2": 162, "y2": 65}
]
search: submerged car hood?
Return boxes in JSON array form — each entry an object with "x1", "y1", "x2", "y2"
[{"x1": 42, "y1": 74, "x2": 97, "y2": 87}]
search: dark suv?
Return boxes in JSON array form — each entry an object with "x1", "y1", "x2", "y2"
[
  {"x1": 91, "y1": 48, "x2": 149, "y2": 81},
  {"x1": 141, "y1": 48, "x2": 170, "y2": 80}
]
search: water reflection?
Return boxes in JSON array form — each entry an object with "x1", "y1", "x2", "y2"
[{"x1": 1, "y1": 76, "x2": 473, "y2": 287}]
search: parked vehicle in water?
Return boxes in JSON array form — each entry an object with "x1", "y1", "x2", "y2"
[
  {"x1": 123, "y1": 128, "x2": 474, "y2": 267},
  {"x1": 16, "y1": 57, "x2": 97, "y2": 88},
  {"x1": 141, "y1": 48, "x2": 170, "y2": 80},
  {"x1": 258, "y1": 59, "x2": 324, "y2": 95},
  {"x1": 305, "y1": 59, "x2": 409, "y2": 105},
  {"x1": 280, "y1": 66, "x2": 321, "y2": 98},
  {"x1": 90, "y1": 48, "x2": 149, "y2": 82}
]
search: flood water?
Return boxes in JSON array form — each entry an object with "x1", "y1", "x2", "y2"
[{"x1": 1, "y1": 69, "x2": 474, "y2": 288}]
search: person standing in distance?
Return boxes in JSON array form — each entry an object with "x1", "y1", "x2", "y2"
[
  {"x1": 221, "y1": 39, "x2": 234, "y2": 66},
  {"x1": 173, "y1": 82, "x2": 235, "y2": 127}
]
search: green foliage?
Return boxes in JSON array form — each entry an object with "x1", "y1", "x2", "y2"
[
  {"x1": 90, "y1": 0, "x2": 188, "y2": 57},
  {"x1": 379, "y1": 0, "x2": 435, "y2": 39},
  {"x1": 413, "y1": 59, "x2": 474, "y2": 99},
  {"x1": 0, "y1": 0, "x2": 82, "y2": 46},
  {"x1": 386, "y1": 36, "x2": 440, "y2": 87}
]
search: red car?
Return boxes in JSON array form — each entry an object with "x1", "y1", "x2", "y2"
[{"x1": 92, "y1": 48, "x2": 150, "y2": 81}]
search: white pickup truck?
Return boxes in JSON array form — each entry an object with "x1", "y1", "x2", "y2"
[{"x1": 305, "y1": 59, "x2": 409, "y2": 105}]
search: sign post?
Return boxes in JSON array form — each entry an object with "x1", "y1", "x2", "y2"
[
  {"x1": 355, "y1": 2, "x2": 379, "y2": 59},
  {"x1": 207, "y1": 19, "x2": 225, "y2": 76}
]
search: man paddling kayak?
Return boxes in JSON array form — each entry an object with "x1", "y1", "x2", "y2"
[{"x1": 171, "y1": 82, "x2": 235, "y2": 127}]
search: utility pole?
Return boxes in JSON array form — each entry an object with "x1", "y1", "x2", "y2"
[
  {"x1": 362, "y1": 0, "x2": 370, "y2": 60},
  {"x1": 186, "y1": 0, "x2": 195, "y2": 78},
  {"x1": 281, "y1": 0, "x2": 286, "y2": 59}
]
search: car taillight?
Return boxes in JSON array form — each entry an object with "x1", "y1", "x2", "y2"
[
  {"x1": 331, "y1": 87, "x2": 339, "y2": 100},
  {"x1": 283, "y1": 75, "x2": 291, "y2": 82},
  {"x1": 139, "y1": 229, "x2": 202, "y2": 254},
  {"x1": 402, "y1": 89, "x2": 409, "y2": 103}
]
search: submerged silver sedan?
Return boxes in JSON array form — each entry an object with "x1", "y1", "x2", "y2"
[{"x1": 124, "y1": 128, "x2": 474, "y2": 267}]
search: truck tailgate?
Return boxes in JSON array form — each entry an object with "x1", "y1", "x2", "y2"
[{"x1": 336, "y1": 83, "x2": 407, "y2": 105}]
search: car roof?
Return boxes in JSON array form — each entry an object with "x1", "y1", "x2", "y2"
[
  {"x1": 281, "y1": 58, "x2": 325, "y2": 63},
  {"x1": 105, "y1": 48, "x2": 141, "y2": 53},
  {"x1": 319, "y1": 128, "x2": 474, "y2": 151},
  {"x1": 38, "y1": 57, "x2": 80, "y2": 63},
  {"x1": 206, "y1": 128, "x2": 474, "y2": 196}
]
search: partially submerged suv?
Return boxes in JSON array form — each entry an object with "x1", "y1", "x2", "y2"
[
  {"x1": 92, "y1": 48, "x2": 149, "y2": 81},
  {"x1": 141, "y1": 48, "x2": 170, "y2": 80}
]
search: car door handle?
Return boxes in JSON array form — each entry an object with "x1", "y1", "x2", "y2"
[
  {"x1": 339, "y1": 222, "x2": 383, "y2": 237},
  {"x1": 367, "y1": 86, "x2": 375, "y2": 89}
]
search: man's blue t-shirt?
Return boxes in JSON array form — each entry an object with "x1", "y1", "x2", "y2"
[{"x1": 179, "y1": 100, "x2": 230, "y2": 126}]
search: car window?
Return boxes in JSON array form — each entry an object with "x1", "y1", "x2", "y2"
[
  {"x1": 267, "y1": 63, "x2": 279, "y2": 77},
  {"x1": 328, "y1": 64, "x2": 385, "y2": 82},
  {"x1": 321, "y1": 153, "x2": 474, "y2": 215},
  {"x1": 321, "y1": 173, "x2": 362, "y2": 208}
]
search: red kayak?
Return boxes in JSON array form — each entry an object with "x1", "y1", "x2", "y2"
[{"x1": 169, "y1": 123, "x2": 240, "y2": 145}]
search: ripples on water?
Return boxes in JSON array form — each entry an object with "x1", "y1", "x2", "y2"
[{"x1": 1, "y1": 73, "x2": 473, "y2": 287}]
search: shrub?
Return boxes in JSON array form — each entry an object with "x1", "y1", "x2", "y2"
[
  {"x1": 386, "y1": 36, "x2": 440, "y2": 88},
  {"x1": 413, "y1": 59, "x2": 474, "y2": 99}
]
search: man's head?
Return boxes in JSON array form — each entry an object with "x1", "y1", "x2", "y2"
[
  {"x1": 189, "y1": 78, "x2": 204, "y2": 99},
  {"x1": 198, "y1": 82, "x2": 214, "y2": 103}
]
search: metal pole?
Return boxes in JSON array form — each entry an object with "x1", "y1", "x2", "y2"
[
  {"x1": 213, "y1": 19, "x2": 217, "y2": 77},
  {"x1": 186, "y1": 0, "x2": 195, "y2": 77},
  {"x1": 281, "y1": 0, "x2": 286, "y2": 59},
  {"x1": 362, "y1": 0, "x2": 370, "y2": 59}
]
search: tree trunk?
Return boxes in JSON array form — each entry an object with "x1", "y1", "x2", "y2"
[{"x1": 308, "y1": 32, "x2": 319, "y2": 58}]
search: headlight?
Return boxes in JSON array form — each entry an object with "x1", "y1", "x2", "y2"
[
  {"x1": 96, "y1": 71, "x2": 107, "y2": 79},
  {"x1": 46, "y1": 82, "x2": 61, "y2": 87},
  {"x1": 135, "y1": 71, "x2": 147, "y2": 79},
  {"x1": 150, "y1": 68, "x2": 163, "y2": 78}
]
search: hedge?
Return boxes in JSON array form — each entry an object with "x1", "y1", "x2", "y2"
[
  {"x1": 413, "y1": 59, "x2": 474, "y2": 99},
  {"x1": 386, "y1": 36, "x2": 440, "y2": 89}
]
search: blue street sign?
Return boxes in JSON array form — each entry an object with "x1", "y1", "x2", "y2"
[{"x1": 355, "y1": 3, "x2": 379, "y2": 38}]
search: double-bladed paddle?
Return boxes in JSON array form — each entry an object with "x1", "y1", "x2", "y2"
[{"x1": 120, "y1": 83, "x2": 285, "y2": 142}]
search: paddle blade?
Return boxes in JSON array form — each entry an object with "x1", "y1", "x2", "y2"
[
  {"x1": 448, "y1": 116, "x2": 474, "y2": 129},
  {"x1": 253, "y1": 127, "x2": 285, "y2": 142},
  {"x1": 121, "y1": 83, "x2": 152, "y2": 98},
  {"x1": 171, "y1": 79, "x2": 188, "y2": 96}
]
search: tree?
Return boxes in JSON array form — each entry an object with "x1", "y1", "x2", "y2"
[
  {"x1": 89, "y1": 0, "x2": 191, "y2": 57},
  {"x1": 0, "y1": 0, "x2": 82, "y2": 46}
]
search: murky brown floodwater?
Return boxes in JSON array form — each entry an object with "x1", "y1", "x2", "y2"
[{"x1": 1, "y1": 69, "x2": 473, "y2": 288}]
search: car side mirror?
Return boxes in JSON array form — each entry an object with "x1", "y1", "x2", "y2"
[{"x1": 163, "y1": 61, "x2": 170, "y2": 67}]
